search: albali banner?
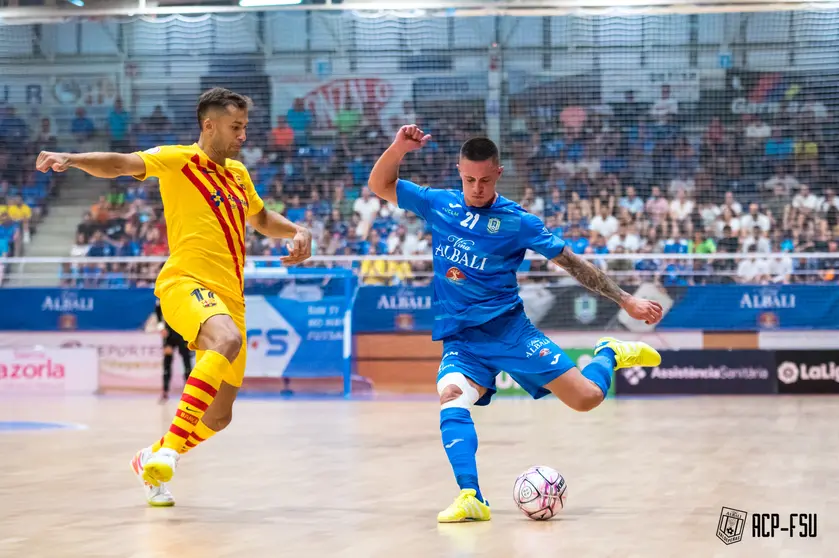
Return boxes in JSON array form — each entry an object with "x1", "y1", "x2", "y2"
[
  {"x1": 495, "y1": 349, "x2": 616, "y2": 397},
  {"x1": 614, "y1": 350, "x2": 776, "y2": 395},
  {"x1": 0, "y1": 288, "x2": 157, "y2": 331},
  {"x1": 352, "y1": 285, "x2": 434, "y2": 333},
  {"x1": 352, "y1": 283, "x2": 839, "y2": 334},
  {"x1": 775, "y1": 351, "x2": 839, "y2": 394},
  {"x1": 527, "y1": 283, "x2": 839, "y2": 333},
  {"x1": 0, "y1": 347, "x2": 98, "y2": 394},
  {"x1": 656, "y1": 284, "x2": 839, "y2": 331},
  {"x1": 351, "y1": 284, "x2": 625, "y2": 334}
]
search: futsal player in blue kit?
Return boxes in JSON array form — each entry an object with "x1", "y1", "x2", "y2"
[{"x1": 368, "y1": 125, "x2": 665, "y2": 523}]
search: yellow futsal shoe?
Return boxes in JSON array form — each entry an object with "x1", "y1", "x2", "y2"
[
  {"x1": 437, "y1": 489, "x2": 492, "y2": 523},
  {"x1": 594, "y1": 337, "x2": 661, "y2": 369}
]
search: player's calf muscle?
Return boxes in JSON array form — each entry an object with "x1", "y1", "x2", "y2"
[
  {"x1": 202, "y1": 383, "x2": 237, "y2": 431},
  {"x1": 196, "y1": 315, "x2": 242, "y2": 362},
  {"x1": 546, "y1": 369, "x2": 604, "y2": 412}
]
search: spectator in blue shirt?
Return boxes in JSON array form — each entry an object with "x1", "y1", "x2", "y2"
[
  {"x1": 71, "y1": 107, "x2": 96, "y2": 143},
  {"x1": 286, "y1": 98, "x2": 313, "y2": 145},
  {"x1": 86, "y1": 231, "x2": 115, "y2": 258},
  {"x1": 108, "y1": 98, "x2": 131, "y2": 151}
]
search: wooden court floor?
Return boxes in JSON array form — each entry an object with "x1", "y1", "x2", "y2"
[{"x1": 0, "y1": 394, "x2": 836, "y2": 558}]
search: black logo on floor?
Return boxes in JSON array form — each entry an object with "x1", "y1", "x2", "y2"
[
  {"x1": 717, "y1": 507, "x2": 818, "y2": 544},
  {"x1": 753, "y1": 513, "x2": 818, "y2": 539}
]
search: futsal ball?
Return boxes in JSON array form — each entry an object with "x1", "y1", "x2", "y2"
[{"x1": 513, "y1": 465, "x2": 567, "y2": 520}]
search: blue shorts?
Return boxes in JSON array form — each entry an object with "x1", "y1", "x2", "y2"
[{"x1": 437, "y1": 306, "x2": 575, "y2": 406}]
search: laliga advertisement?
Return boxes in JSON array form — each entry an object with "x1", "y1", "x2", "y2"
[
  {"x1": 244, "y1": 294, "x2": 350, "y2": 379},
  {"x1": 0, "y1": 347, "x2": 98, "y2": 394}
]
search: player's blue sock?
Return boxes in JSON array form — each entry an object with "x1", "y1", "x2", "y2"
[
  {"x1": 582, "y1": 348, "x2": 616, "y2": 396},
  {"x1": 440, "y1": 407, "x2": 485, "y2": 503}
]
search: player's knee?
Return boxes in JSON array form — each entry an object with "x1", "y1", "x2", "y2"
[
  {"x1": 437, "y1": 373, "x2": 481, "y2": 410},
  {"x1": 216, "y1": 330, "x2": 242, "y2": 362},
  {"x1": 439, "y1": 385, "x2": 463, "y2": 405},
  {"x1": 163, "y1": 346, "x2": 173, "y2": 356},
  {"x1": 200, "y1": 317, "x2": 242, "y2": 362}
]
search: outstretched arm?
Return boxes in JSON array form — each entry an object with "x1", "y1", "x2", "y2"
[
  {"x1": 552, "y1": 248, "x2": 663, "y2": 324},
  {"x1": 36, "y1": 151, "x2": 145, "y2": 179},
  {"x1": 368, "y1": 125, "x2": 431, "y2": 205},
  {"x1": 248, "y1": 207, "x2": 312, "y2": 266}
]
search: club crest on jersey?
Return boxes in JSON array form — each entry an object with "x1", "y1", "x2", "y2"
[
  {"x1": 445, "y1": 267, "x2": 466, "y2": 284},
  {"x1": 211, "y1": 189, "x2": 246, "y2": 208},
  {"x1": 487, "y1": 217, "x2": 501, "y2": 234}
]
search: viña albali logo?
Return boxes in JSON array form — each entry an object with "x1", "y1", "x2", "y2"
[{"x1": 434, "y1": 235, "x2": 488, "y2": 271}]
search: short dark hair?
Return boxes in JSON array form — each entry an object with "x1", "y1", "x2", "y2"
[
  {"x1": 460, "y1": 137, "x2": 499, "y2": 164},
  {"x1": 196, "y1": 87, "x2": 252, "y2": 128}
]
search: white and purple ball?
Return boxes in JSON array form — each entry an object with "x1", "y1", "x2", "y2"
[{"x1": 513, "y1": 465, "x2": 568, "y2": 520}]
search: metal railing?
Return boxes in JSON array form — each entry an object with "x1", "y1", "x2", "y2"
[{"x1": 2, "y1": 252, "x2": 836, "y2": 286}]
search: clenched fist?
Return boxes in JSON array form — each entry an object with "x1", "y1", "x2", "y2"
[
  {"x1": 36, "y1": 151, "x2": 73, "y2": 173},
  {"x1": 392, "y1": 125, "x2": 431, "y2": 155}
]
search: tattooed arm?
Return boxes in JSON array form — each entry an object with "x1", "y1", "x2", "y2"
[
  {"x1": 520, "y1": 213, "x2": 662, "y2": 324},
  {"x1": 551, "y1": 248, "x2": 663, "y2": 324},
  {"x1": 551, "y1": 249, "x2": 629, "y2": 306}
]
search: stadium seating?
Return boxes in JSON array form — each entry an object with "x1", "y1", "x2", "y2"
[
  {"x1": 0, "y1": 112, "x2": 56, "y2": 283},
  {"x1": 68, "y1": 93, "x2": 839, "y2": 288}
]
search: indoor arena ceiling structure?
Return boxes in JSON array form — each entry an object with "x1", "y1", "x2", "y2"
[{"x1": 0, "y1": 0, "x2": 832, "y2": 20}]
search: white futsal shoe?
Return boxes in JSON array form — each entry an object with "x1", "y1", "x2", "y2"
[{"x1": 130, "y1": 447, "x2": 175, "y2": 507}]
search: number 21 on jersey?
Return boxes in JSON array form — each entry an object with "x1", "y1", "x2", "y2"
[{"x1": 460, "y1": 212, "x2": 480, "y2": 229}]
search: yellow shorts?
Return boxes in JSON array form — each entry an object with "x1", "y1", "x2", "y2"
[{"x1": 156, "y1": 278, "x2": 248, "y2": 387}]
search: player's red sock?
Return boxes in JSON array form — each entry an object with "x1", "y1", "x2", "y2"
[
  {"x1": 180, "y1": 420, "x2": 218, "y2": 453},
  {"x1": 151, "y1": 350, "x2": 229, "y2": 453}
]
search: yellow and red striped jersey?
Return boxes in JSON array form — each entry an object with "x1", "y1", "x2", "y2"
[{"x1": 134, "y1": 143, "x2": 265, "y2": 301}]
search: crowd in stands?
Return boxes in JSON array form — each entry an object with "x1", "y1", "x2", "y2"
[
  {"x1": 61, "y1": 85, "x2": 839, "y2": 287},
  {"x1": 0, "y1": 106, "x2": 56, "y2": 269}
]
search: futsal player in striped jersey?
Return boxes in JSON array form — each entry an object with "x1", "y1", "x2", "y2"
[{"x1": 36, "y1": 88, "x2": 313, "y2": 507}]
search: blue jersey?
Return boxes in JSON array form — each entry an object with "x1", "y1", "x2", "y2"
[{"x1": 395, "y1": 179, "x2": 566, "y2": 341}]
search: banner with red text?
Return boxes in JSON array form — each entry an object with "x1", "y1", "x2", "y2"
[
  {"x1": 0, "y1": 347, "x2": 98, "y2": 394},
  {"x1": 0, "y1": 332, "x2": 186, "y2": 393},
  {"x1": 271, "y1": 75, "x2": 413, "y2": 132}
]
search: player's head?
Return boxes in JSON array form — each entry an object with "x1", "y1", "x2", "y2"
[
  {"x1": 196, "y1": 87, "x2": 252, "y2": 157},
  {"x1": 457, "y1": 137, "x2": 503, "y2": 207}
]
